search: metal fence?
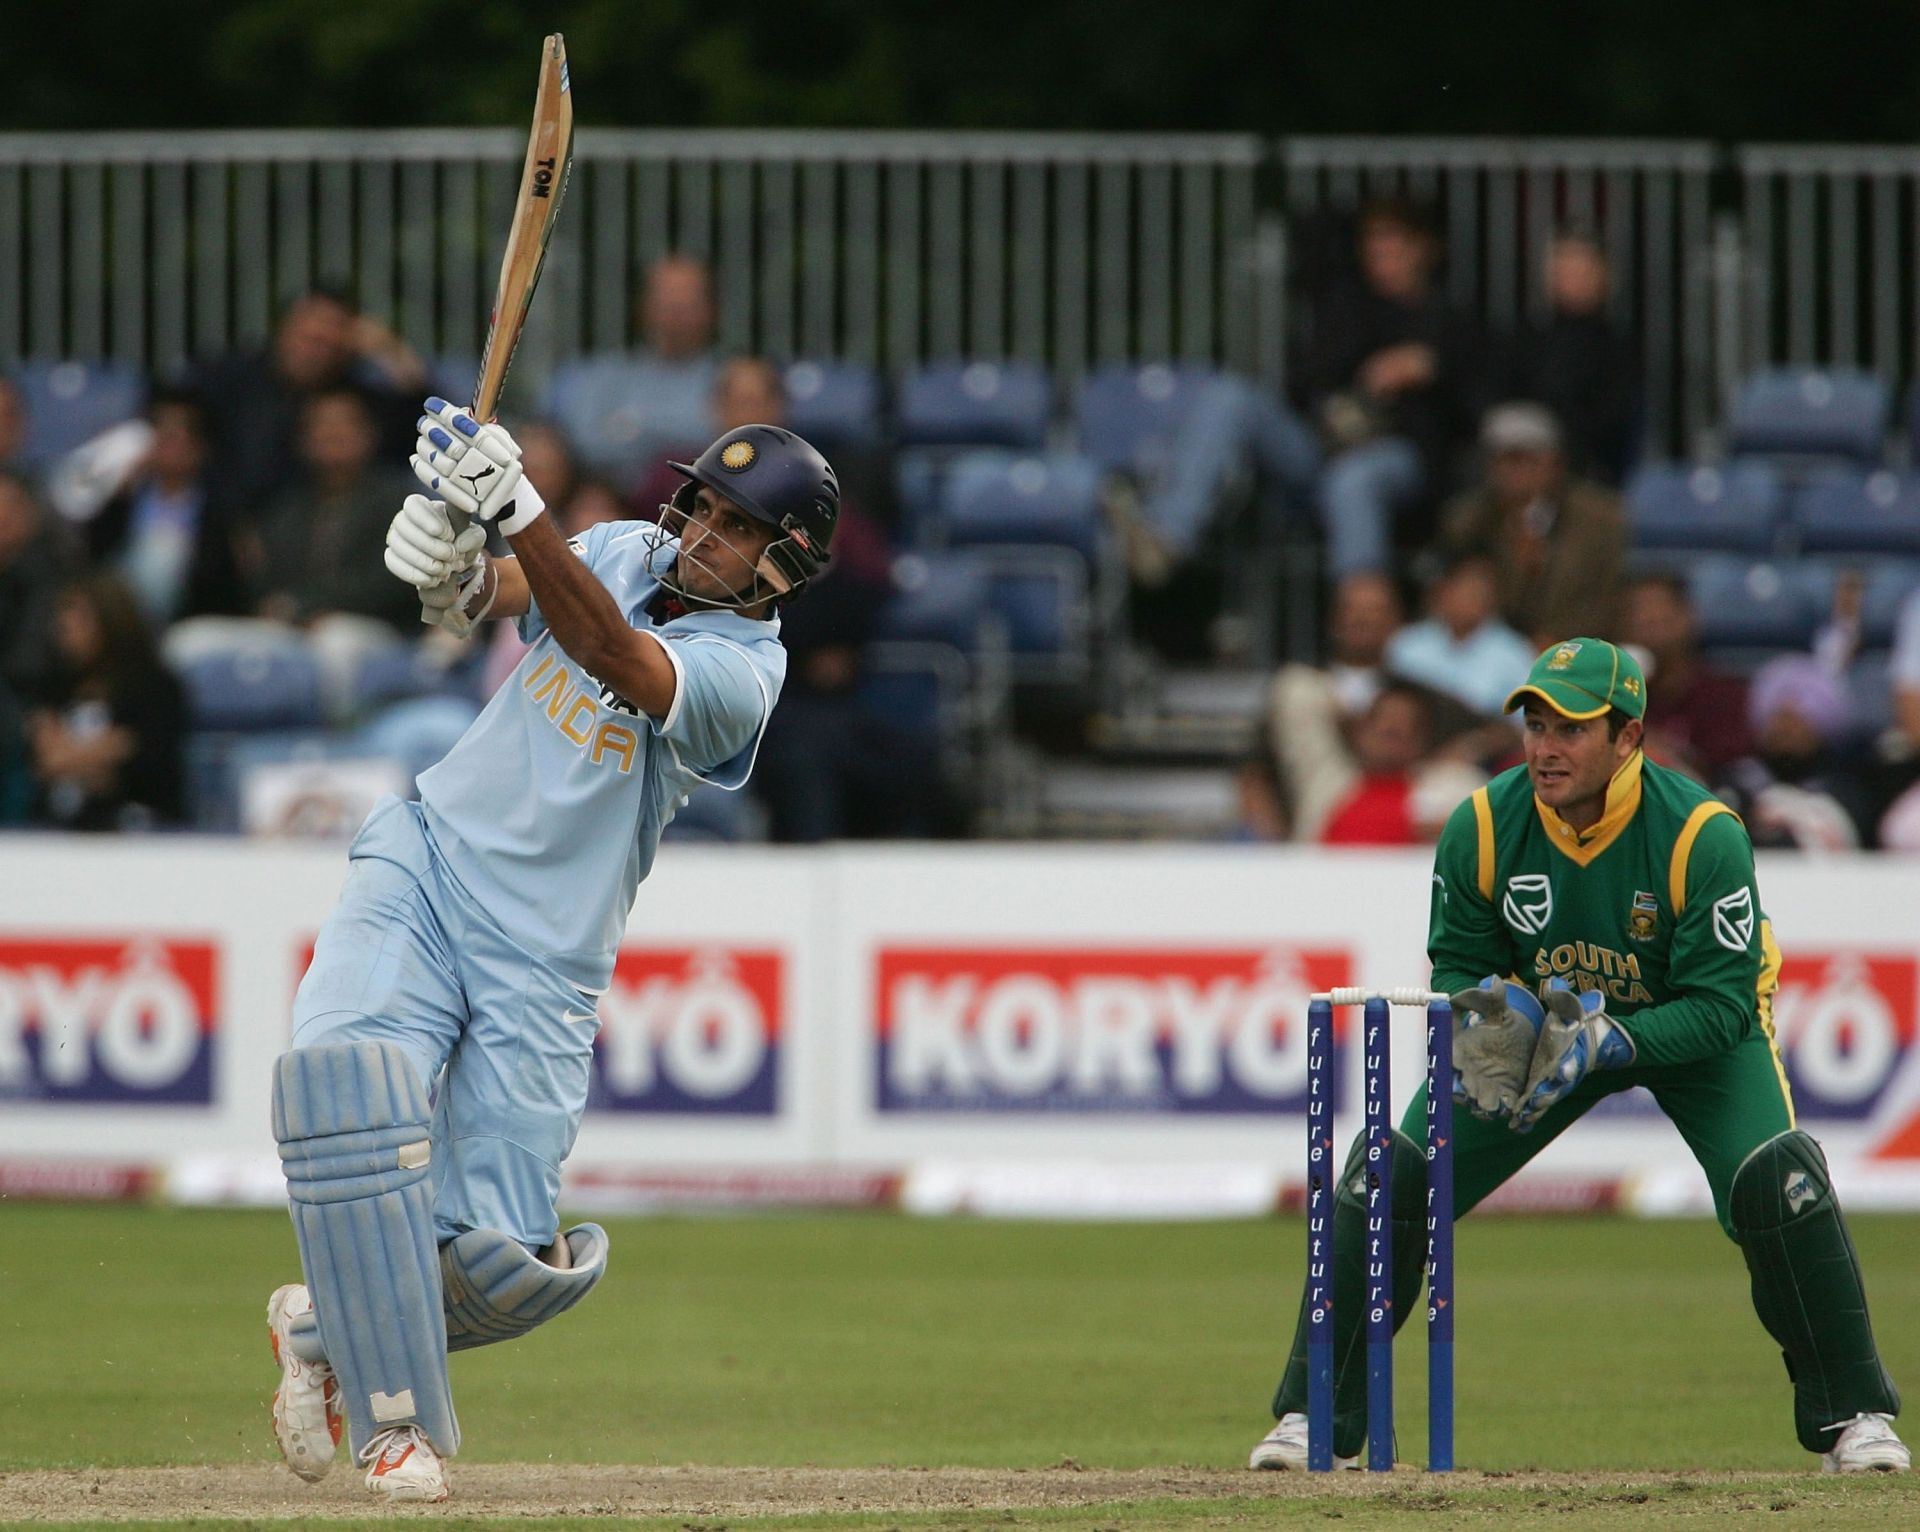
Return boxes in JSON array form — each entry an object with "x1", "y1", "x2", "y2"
[
  {"x1": 8, "y1": 129, "x2": 1920, "y2": 452},
  {"x1": 0, "y1": 129, "x2": 1270, "y2": 399},
  {"x1": 1737, "y1": 144, "x2": 1920, "y2": 395}
]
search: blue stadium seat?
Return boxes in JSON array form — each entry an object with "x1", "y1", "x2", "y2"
[
  {"x1": 982, "y1": 553, "x2": 1085, "y2": 661},
  {"x1": 1688, "y1": 557, "x2": 1832, "y2": 649},
  {"x1": 859, "y1": 642, "x2": 972, "y2": 749},
  {"x1": 1791, "y1": 469, "x2": 1920, "y2": 556},
  {"x1": 8, "y1": 360, "x2": 147, "y2": 469},
  {"x1": 1074, "y1": 363, "x2": 1214, "y2": 480},
  {"x1": 1726, "y1": 368, "x2": 1890, "y2": 464},
  {"x1": 351, "y1": 644, "x2": 485, "y2": 713},
  {"x1": 784, "y1": 360, "x2": 884, "y2": 451},
  {"x1": 177, "y1": 648, "x2": 325, "y2": 732},
  {"x1": 1859, "y1": 561, "x2": 1920, "y2": 647},
  {"x1": 1625, "y1": 462, "x2": 1784, "y2": 554},
  {"x1": 939, "y1": 451, "x2": 1105, "y2": 563},
  {"x1": 876, "y1": 552, "x2": 998, "y2": 653},
  {"x1": 895, "y1": 360, "x2": 1051, "y2": 449}
]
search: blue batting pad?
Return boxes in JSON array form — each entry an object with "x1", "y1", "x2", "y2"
[
  {"x1": 441, "y1": 1223, "x2": 611, "y2": 1352},
  {"x1": 273, "y1": 1041, "x2": 459, "y2": 1459}
]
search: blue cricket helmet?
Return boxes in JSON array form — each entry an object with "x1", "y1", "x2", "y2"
[{"x1": 666, "y1": 424, "x2": 839, "y2": 597}]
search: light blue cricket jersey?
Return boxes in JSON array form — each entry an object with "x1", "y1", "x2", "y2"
[{"x1": 416, "y1": 519, "x2": 785, "y2": 990}]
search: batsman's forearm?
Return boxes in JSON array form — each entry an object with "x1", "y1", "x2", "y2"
[
  {"x1": 508, "y1": 515, "x2": 630, "y2": 668},
  {"x1": 506, "y1": 515, "x2": 674, "y2": 712}
]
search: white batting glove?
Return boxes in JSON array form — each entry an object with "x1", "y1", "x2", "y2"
[
  {"x1": 409, "y1": 397, "x2": 546, "y2": 535},
  {"x1": 385, "y1": 494, "x2": 486, "y2": 589},
  {"x1": 418, "y1": 557, "x2": 496, "y2": 639}
]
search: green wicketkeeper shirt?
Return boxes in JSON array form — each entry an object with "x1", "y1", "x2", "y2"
[{"x1": 1429, "y1": 752, "x2": 1788, "y2": 1074}]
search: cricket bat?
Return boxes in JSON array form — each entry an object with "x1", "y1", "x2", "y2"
[
  {"x1": 472, "y1": 32, "x2": 574, "y2": 427},
  {"x1": 438, "y1": 31, "x2": 572, "y2": 542}
]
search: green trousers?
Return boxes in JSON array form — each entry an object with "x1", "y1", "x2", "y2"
[
  {"x1": 1270, "y1": 1028, "x2": 1844, "y2": 1455},
  {"x1": 1435, "y1": 1025, "x2": 1796, "y2": 1237}
]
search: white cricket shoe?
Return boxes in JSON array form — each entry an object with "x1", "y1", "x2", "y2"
[
  {"x1": 1822, "y1": 1413, "x2": 1911, "y2": 1473},
  {"x1": 266, "y1": 1284, "x2": 341, "y2": 1482},
  {"x1": 1249, "y1": 1412, "x2": 1358, "y2": 1470},
  {"x1": 362, "y1": 1424, "x2": 450, "y2": 1502}
]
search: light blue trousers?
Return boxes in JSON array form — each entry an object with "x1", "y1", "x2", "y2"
[{"x1": 291, "y1": 797, "x2": 597, "y2": 1250}]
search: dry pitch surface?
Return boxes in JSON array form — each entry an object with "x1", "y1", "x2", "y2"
[{"x1": 2, "y1": 1465, "x2": 1915, "y2": 1527}]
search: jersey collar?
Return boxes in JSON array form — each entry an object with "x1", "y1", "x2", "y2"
[{"x1": 1533, "y1": 750, "x2": 1644, "y2": 866}]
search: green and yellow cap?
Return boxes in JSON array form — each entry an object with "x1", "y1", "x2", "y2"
[{"x1": 1503, "y1": 637, "x2": 1647, "y2": 721}]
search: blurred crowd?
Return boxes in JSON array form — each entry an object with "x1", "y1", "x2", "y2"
[{"x1": 7, "y1": 201, "x2": 1920, "y2": 849}]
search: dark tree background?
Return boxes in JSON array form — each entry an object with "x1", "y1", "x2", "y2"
[{"x1": 8, "y1": 1, "x2": 1918, "y2": 142}]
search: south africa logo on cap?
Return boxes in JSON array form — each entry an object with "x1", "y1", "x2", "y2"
[
  {"x1": 1547, "y1": 641, "x2": 1583, "y2": 671},
  {"x1": 720, "y1": 439, "x2": 756, "y2": 471}
]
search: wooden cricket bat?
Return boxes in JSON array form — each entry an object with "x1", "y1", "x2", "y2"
[{"x1": 471, "y1": 32, "x2": 574, "y2": 428}]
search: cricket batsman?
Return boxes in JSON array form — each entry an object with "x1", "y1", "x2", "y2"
[
  {"x1": 262, "y1": 399, "x2": 838, "y2": 1501},
  {"x1": 1251, "y1": 637, "x2": 1908, "y2": 1473}
]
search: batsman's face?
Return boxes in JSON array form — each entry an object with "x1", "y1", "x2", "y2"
[
  {"x1": 677, "y1": 487, "x2": 776, "y2": 603},
  {"x1": 1522, "y1": 701, "x2": 1641, "y2": 822}
]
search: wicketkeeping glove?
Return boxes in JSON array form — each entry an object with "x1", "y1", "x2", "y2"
[
  {"x1": 1510, "y1": 980, "x2": 1636, "y2": 1135},
  {"x1": 1447, "y1": 977, "x2": 1546, "y2": 1121},
  {"x1": 409, "y1": 397, "x2": 546, "y2": 535}
]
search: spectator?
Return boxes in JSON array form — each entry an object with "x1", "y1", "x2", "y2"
[
  {"x1": 514, "y1": 420, "x2": 629, "y2": 538},
  {"x1": 1719, "y1": 656, "x2": 1870, "y2": 851},
  {"x1": 253, "y1": 386, "x2": 421, "y2": 635},
  {"x1": 1264, "y1": 572, "x2": 1407, "y2": 839},
  {"x1": 631, "y1": 361, "x2": 935, "y2": 839},
  {"x1": 1622, "y1": 573, "x2": 1752, "y2": 781},
  {"x1": 189, "y1": 288, "x2": 425, "y2": 518},
  {"x1": 84, "y1": 389, "x2": 250, "y2": 625},
  {"x1": 560, "y1": 253, "x2": 719, "y2": 484},
  {"x1": 0, "y1": 471, "x2": 79, "y2": 821},
  {"x1": 634, "y1": 356, "x2": 790, "y2": 515},
  {"x1": 0, "y1": 470, "x2": 76, "y2": 705},
  {"x1": 27, "y1": 573, "x2": 186, "y2": 831},
  {"x1": 1507, "y1": 231, "x2": 1639, "y2": 482},
  {"x1": 1437, "y1": 403, "x2": 1626, "y2": 647},
  {"x1": 515, "y1": 420, "x2": 583, "y2": 515},
  {"x1": 1885, "y1": 582, "x2": 1920, "y2": 762},
  {"x1": 1112, "y1": 377, "x2": 1320, "y2": 591},
  {"x1": 1300, "y1": 200, "x2": 1489, "y2": 577},
  {"x1": 1317, "y1": 682, "x2": 1485, "y2": 846},
  {"x1": 1384, "y1": 552, "x2": 1536, "y2": 717}
]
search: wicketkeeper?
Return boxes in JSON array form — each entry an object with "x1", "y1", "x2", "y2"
[
  {"x1": 264, "y1": 402, "x2": 838, "y2": 1501},
  {"x1": 1251, "y1": 637, "x2": 1908, "y2": 1473}
]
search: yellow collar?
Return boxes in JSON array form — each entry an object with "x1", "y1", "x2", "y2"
[{"x1": 1534, "y1": 751, "x2": 1644, "y2": 866}]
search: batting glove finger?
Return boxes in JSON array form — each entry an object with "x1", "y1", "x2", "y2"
[
  {"x1": 423, "y1": 397, "x2": 522, "y2": 468},
  {"x1": 385, "y1": 495, "x2": 460, "y2": 587}
]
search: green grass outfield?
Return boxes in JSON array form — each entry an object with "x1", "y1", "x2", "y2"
[{"x1": 1, "y1": 1205, "x2": 1917, "y2": 1528}]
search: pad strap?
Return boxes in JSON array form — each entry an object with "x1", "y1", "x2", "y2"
[{"x1": 441, "y1": 1224, "x2": 610, "y2": 1352}]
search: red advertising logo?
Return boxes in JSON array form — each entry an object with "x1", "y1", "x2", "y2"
[
  {"x1": 591, "y1": 947, "x2": 782, "y2": 1115},
  {"x1": 1773, "y1": 951, "x2": 1918, "y2": 1121},
  {"x1": 873, "y1": 946, "x2": 1354, "y2": 1113},
  {"x1": 0, "y1": 937, "x2": 218, "y2": 1104}
]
